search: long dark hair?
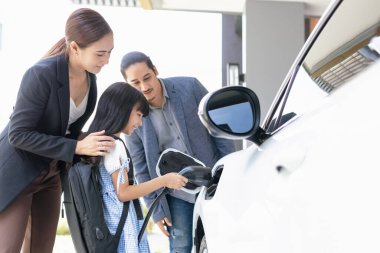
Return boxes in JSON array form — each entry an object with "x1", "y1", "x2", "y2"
[
  {"x1": 44, "y1": 8, "x2": 112, "y2": 58},
  {"x1": 88, "y1": 82, "x2": 149, "y2": 135},
  {"x1": 84, "y1": 82, "x2": 149, "y2": 164},
  {"x1": 120, "y1": 51, "x2": 155, "y2": 80}
]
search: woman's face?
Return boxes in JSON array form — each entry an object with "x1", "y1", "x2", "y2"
[
  {"x1": 77, "y1": 32, "x2": 114, "y2": 74},
  {"x1": 123, "y1": 105, "x2": 144, "y2": 136}
]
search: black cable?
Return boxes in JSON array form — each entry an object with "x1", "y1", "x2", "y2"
[{"x1": 138, "y1": 187, "x2": 172, "y2": 243}]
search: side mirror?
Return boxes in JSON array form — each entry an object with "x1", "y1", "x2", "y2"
[{"x1": 198, "y1": 86, "x2": 261, "y2": 141}]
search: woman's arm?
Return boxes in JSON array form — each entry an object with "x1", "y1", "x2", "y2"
[
  {"x1": 8, "y1": 66, "x2": 79, "y2": 162},
  {"x1": 9, "y1": 66, "x2": 114, "y2": 161}
]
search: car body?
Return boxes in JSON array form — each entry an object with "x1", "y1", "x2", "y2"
[{"x1": 192, "y1": 0, "x2": 380, "y2": 252}]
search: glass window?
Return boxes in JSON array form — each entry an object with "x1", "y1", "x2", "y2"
[
  {"x1": 268, "y1": 0, "x2": 380, "y2": 132},
  {"x1": 209, "y1": 101, "x2": 253, "y2": 133}
]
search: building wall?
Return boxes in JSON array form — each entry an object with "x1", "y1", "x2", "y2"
[
  {"x1": 222, "y1": 14, "x2": 243, "y2": 86},
  {"x1": 243, "y1": 1, "x2": 305, "y2": 122}
]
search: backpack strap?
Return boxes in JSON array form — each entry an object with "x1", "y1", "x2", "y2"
[
  {"x1": 111, "y1": 135, "x2": 144, "y2": 220},
  {"x1": 93, "y1": 166, "x2": 130, "y2": 242},
  {"x1": 114, "y1": 198, "x2": 130, "y2": 241}
]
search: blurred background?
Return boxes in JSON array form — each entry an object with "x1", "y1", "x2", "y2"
[
  {"x1": 0, "y1": 0, "x2": 223, "y2": 131},
  {"x1": 0, "y1": 1, "x2": 223, "y2": 252}
]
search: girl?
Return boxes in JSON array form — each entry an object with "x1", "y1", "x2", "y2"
[
  {"x1": 87, "y1": 82, "x2": 188, "y2": 252},
  {"x1": 0, "y1": 8, "x2": 115, "y2": 253}
]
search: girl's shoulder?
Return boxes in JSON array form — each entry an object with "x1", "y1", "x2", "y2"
[
  {"x1": 103, "y1": 139, "x2": 129, "y2": 175},
  {"x1": 115, "y1": 139, "x2": 128, "y2": 156}
]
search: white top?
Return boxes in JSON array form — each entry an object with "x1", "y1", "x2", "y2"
[
  {"x1": 66, "y1": 88, "x2": 89, "y2": 135},
  {"x1": 104, "y1": 140, "x2": 130, "y2": 175},
  {"x1": 103, "y1": 139, "x2": 130, "y2": 193}
]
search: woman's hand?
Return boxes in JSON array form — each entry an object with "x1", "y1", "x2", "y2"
[
  {"x1": 75, "y1": 130, "x2": 115, "y2": 156},
  {"x1": 162, "y1": 173, "x2": 188, "y2": 190}
]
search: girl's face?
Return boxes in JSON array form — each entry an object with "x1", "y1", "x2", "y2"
[
  {"x1": 76, "y1": 32, "x2": 114, "y2": 74},
  {"x1": 123, "y1": 105, "x2": 144, "y2": 136}
]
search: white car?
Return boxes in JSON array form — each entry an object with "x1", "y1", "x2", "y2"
[{"x1": 192, "y1": 0, "x2": 380, "y2": 252}]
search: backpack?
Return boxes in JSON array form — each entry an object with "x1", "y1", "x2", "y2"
[{"x1": 63, "y1": 135, "x2": 143, "y2": 253}]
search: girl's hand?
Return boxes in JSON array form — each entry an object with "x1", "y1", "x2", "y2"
[
  {"x1": 75, "y1": 130, "x2": 115, "y2": 156},
  {"x1": 162, "y1": 173, "x2": 188, "y2": 190}
]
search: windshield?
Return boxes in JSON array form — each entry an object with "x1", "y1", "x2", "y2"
[{"x1": 266, "y1": 0, "x2": 380, "y2": 133}]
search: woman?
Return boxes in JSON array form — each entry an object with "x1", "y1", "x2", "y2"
[
  {"x1": 0, "y1": 8, "x2": 115, "y2": 253},
  {"x1": 87, "y1": 82, "x2": 188, "y2": 252}
]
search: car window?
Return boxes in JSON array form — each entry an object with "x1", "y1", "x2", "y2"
[{"x1": 268, "y1": 0, "x2": 380, "y2": 132}]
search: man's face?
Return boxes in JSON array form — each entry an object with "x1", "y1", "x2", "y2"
[{"x1": 123, "y1": 62, "x2": 163, "y2": 107}]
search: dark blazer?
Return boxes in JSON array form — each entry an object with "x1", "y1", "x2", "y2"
[
  {"x1": 125, "y1": 77, "x2": 236, "y2": 222},
  {"x1": 0, "y1": 53, "x2": 97, "y2": 212}
]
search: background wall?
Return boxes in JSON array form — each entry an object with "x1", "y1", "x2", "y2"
[
  {"x1": 243, "y1": 1, "x2": 305, "y2": 122},
  {"x1": 0, "y1": 0, "x2": 222, "y2": 130}
]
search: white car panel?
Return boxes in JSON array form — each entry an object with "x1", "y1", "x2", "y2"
[
  {"x1": 193, "y1": 0, "x2": 380, "y2": 252},
  {"x1": 194, "y1": 60, "x2": 380, "y2": 252}
]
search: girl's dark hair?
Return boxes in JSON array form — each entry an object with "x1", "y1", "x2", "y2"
[
  {"x1": 89, "y1": 82, "x2": 149, "y2": 135},
  {"x1": 44, "y1": 8, "x2": 112, "y2": 58},
  {"x1": 85, "y1": 82, "x2": 149, "y2": 164},
  {"x1": 120, "y1": 51, "x2": 155, "y2": 80}
]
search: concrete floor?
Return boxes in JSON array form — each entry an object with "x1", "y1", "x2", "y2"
[{"x1": 53, "y1": 226, "x2": 169, "y2": 253}]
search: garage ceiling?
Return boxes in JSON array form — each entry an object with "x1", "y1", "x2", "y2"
[
  {"x1": 72, "y1": 0, "x2": 332, "y2": 17},
  {"x1": 140, "y1": 0, "x2": 332, "y2": 16}
]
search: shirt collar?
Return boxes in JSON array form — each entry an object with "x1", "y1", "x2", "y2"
[{"x1": 149, "y1": 78, "x2": 169, "y2": 110}]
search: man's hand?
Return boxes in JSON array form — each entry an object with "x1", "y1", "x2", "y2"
[{"x1": 156, "y1": 217, "x2": 172, "y2": 237}]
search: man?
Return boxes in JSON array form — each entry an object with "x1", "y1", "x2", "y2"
[{"x1": 120, "y1": 51, "x2": 236, "y2": 253}]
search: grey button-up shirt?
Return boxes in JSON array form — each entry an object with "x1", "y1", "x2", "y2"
[
  {"x1": 149, "y1": 79, "x2": 190, "y2": 155},
  {"x1": 149, "y1": 79, "x2": 196, "y2": 203}
]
